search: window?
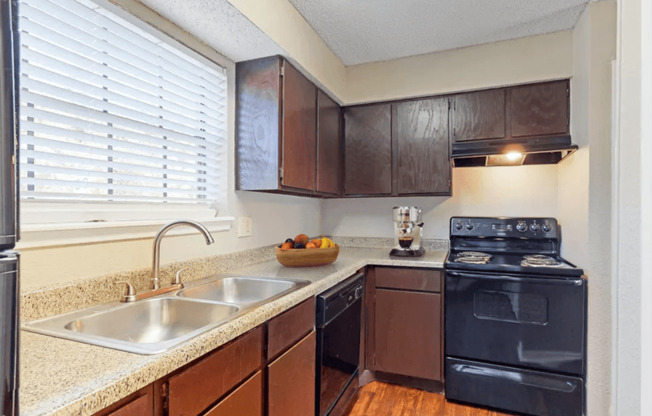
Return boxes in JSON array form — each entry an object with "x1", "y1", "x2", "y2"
[{"x1": 17, "y1": 0, "x2": 228, "y2": 237}]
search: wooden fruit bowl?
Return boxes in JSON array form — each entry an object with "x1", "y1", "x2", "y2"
[{"x1": 275, "y1": 245, "x2": 339, "y2": 267}]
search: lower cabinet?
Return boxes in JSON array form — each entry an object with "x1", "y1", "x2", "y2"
[
  {"x1": 268, "y1": 331, "x2": 317, "y2": 416},
  {"x1": 94, "y1": 298, "x2": 315, "y2": 416},
  {"x1": 367, "y1": 267, "x2": 444, "y2": 382}
]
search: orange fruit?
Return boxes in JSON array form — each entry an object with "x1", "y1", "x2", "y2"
[
  {"x1": 306, "y1": 242, "x2": 317, "y2": 249},
  {"x1": 309, "y1": 238, "x2": 322, "y2": 248},
  {"x1": 294, "y1": 234, "x2": 310, "y2": 245},
  {"x1": 281, "y1": 241, "x2": 293, "y2": 250}
]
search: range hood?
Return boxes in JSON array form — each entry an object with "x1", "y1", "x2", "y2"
[{"x1": 451, "y1": 135, "x2": 578, "y2": 167}]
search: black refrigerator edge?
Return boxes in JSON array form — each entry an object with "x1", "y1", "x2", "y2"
[{"x1": 0, "y1": 0, "x2": 19, "y2": 414}]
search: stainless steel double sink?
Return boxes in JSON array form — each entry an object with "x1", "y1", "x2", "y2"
[{"x1": 23, "y1": 276, "x2": 310, "y2": 354}]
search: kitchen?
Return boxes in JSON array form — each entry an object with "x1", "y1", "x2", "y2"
[{"x1": 4, "y1": 0, "x2": 650, "y2": 415}]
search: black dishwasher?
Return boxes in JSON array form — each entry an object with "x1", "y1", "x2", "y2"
[{"x1": 315, "y1": 273, "x2": 364, "y2": 416}]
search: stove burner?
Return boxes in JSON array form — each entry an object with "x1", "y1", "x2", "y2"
[
  {"x1": 521, "y1": 254, "x2": 563, "y2": 267},
  {"x1": 456, "y1": 257, "x2": 490, "y2": 264},
  {"x1": 458, "y1": 251, "x2": 491, "y2": 257},
  {"x1": 454, "y1": 251, "x2": 492, "y2": 265}
]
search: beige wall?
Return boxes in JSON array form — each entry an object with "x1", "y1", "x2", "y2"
[
  {"x1": 322, "y1": 165, "x2": 558, "y2": 240},
  {"x1": 560, "y1": 2, "x2": 616, "y2": 416},
  {"x1": 227, "y1": 0, "x2": 348, "y2": 103},
  {"x1": 345, "y1": 31, "x2": 573, "y2": 104}
]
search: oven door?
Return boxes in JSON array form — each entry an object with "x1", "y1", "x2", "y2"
[{"x1": 445, "y1": 270, "x2": 586, "y2": 375}]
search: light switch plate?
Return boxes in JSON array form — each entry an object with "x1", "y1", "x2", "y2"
[{"x1": 237, "y1": 217, "x2": 252, "y2": 237}]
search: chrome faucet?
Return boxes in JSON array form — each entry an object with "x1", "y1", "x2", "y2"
[
  {"x1": 151, "y1": 220, "x2": 214, "y2": 290},
  {"x1": 117, "y1": 220, "x2": 214, "y2": 302}
]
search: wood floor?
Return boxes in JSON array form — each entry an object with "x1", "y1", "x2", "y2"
[{"x1": 343, "y1": 381, "x2": 515, "y2": 416}]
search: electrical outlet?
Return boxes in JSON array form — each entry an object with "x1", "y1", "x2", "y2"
[{"x1": 237, "y1": 217, "x2": 252, "y2": 237}]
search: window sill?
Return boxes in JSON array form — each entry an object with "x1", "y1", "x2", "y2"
[{"x1": 16, "y1": 217, "x2": 235, "y2": 249}]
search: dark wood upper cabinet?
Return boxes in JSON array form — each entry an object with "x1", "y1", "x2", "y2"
[
  {"x1": 451, "y1": 89, "x2": 506, "y2": 142},
  {"x1": 343, "y1": 104, "x2": 392, "y2": 196},
  {"x1": 317, "y1": 90, "x2": 341, "y2": 195},
  {"x1": 281, "y1": 62, "x2": 317, "y2": 190},
  {"x1": 236, "y1": 56, "x2": 282, "y2": 192},
  {"x1": 510, "y1": 80, "x2": 569, "y2": 137},
  {"x1": 237, "y1": 56, "x2": 340, "y2": 195},
  {"x1": 393, "y1": 97, "x2": 450, "y2": 195},
  {"x1": 236, "y1": 55, "x2": 569, "y2": 197},
  {"x1": 450, "y1": 79, "x2": 569, "y2": 143}
]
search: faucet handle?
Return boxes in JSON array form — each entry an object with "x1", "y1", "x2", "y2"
[
  {"x1": 117, "y1": 281, "x2": 137, "y2": 302},
  {"x1": 173, "y1": 268, "x2": 188, "y2": 285}
]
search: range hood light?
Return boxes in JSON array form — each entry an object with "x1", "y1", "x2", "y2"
[
  {"x1": 505, "y1": 151, "x2": 522, "y2": 161},
  {"x1": 487, "y1": 153, "x2": 526, "y2": 166},
  {"x1": 451, "y1": 135, "x2": 579, "y2": 167}
]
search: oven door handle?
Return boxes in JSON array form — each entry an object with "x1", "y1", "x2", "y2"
[{"x1": 446, "y1": 270, "x2": 585, "y2": 286}]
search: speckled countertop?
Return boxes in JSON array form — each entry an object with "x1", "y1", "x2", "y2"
[{"x1": 20, "y1": 240, "x2": 448, "y2": 416}]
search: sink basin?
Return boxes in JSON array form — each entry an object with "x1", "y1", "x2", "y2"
[
  {"x1": 24, "y1": 276, "x2": 310, "y2": 355},
  {"x1": 177, "y1": 277, "x2": 310, "y2": 306},
  {"x1": 24, "y1": 297, "x2": 240, "y2": 354}
]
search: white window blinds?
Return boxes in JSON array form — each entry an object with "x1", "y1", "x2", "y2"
[{"x1": 18, "y1": 0, "x2": 227, "y2": 205}]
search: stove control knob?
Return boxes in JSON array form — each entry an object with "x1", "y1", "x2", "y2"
[
  {"x1": 529, "y1": 223, "x2": 540, "y2": 232},
  {"x1": 455, "y1": 221, "x2": 463, "y2": 230},
  {"x1": 516, "y1": 221, "x2": 528, "y2": 232},
  {"x1": 542, "y1": 223, "x2": 551, "y2": 233},
  {"x1": 466, "y1": 222, "x2": 474, "y2": 230}
]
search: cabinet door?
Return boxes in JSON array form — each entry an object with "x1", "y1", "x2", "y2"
[
  {"x1": 510, "y1": 80, "x2": 569, "y2": 137},
  {"x1": 235, "y1": 56, "x2": 282, "y2": 191},
  {"x1": 343, "y1": 104, "x2": 392, "y2": 195},
  {"x1": 394, "y1": 98, "x2": 450, "y2": 194},
  {"x1": 317, "y1": 90, "x2": 341, "y2": 195},
  {"x1": 268, "y1": 330, "x2": 316, "y2": 416},
  {"x1": 282, "y1": 61, "x2": 317, "y2": 191},
  {"x1": 373, "y1": 289, "x2": 441, "y2": 381},
  {"x1": 205, "y1": 371, "x2": 263, "y2": 416},
  {"x1": 451, "y1": 89, "x2": 506, "y2": 142}
]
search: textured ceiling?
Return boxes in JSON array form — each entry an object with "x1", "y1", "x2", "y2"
[
  {"x1": 288, "y1": 0, "x2": 589, "y2": 66},
  {"x1": 137, "y1": 0, "x2": 284, "y2": 63}
]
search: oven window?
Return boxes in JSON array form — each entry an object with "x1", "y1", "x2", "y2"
[{"x1": 473, "y1": 290, "x2": 548, "y2": 325}]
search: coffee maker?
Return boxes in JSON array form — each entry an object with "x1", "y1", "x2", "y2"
[{"x1": 390, "y1": 206, "x2": 425, "y2": 257}]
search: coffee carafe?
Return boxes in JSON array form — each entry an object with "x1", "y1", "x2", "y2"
[{"x1": 390, "y1": 206, "x2": 425, "y2": 257}]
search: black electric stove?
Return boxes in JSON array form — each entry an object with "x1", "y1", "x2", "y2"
[
  {"x1": 445, "y1": 216, "x2": 583, "y2": 277},
  {"x1": 444, "y1": 217, "x2": 587, "y2": 416}
]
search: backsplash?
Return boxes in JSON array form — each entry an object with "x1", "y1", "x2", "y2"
[
  {"x1": 20, "y1": 237, "x2": 448, "y2": 322},
  {"x1": 21, "y1": 244, "x2": 276, "y2": 322}
]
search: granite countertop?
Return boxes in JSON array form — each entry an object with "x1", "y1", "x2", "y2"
[{"x1": 20, "y1": 244, "x2": 447, "y2": 416}]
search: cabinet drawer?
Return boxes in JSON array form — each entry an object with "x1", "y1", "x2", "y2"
[
  {"x1": 94, "y1": 385, "x2": 153, "y2": 416},
  {"x1": 267, "y1": 297, "x2": 316, "y2": 360},
  {"x1": 375, "y1": 267, "x2": 441, "y2": 292},
  {"x1": 268, "y1": 330, "x2": 316, "y2": 416},
  {"x1": 106, "y1": 393, "x2": 151, "y2": 416},
  {"x1": 205, "y1": 371, "x2": 264, "y2": 416},
  {"x1": 167, "y1": 326, "x2": 264, "y2": 416}
]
